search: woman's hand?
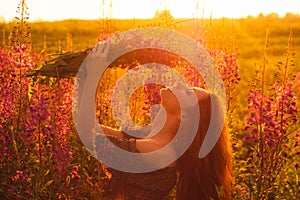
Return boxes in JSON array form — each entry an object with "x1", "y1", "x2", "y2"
[{"x1": 84, "y1": 40, "x2": 111, "y2": 80}]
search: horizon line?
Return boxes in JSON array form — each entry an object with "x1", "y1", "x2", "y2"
[{"x1": 1, "y1": 12, "x2": 300, "y2": 23}]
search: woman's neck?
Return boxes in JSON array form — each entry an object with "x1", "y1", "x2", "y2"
[{"x1": 150, "y1": 112, "x2": 180, "y2": 145}]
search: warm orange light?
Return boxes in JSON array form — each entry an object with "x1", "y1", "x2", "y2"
[{"x1": 0, "y1": 0, "x2": 299, "y2": 22}]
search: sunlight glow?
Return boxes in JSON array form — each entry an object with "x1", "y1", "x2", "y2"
[{"x1": 0, "y1": 0, "x2": 299, "y2": 22}]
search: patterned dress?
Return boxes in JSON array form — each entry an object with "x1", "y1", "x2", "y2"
[{"x1": 95, "y1": 134, "x2": 177, "y2": 200}]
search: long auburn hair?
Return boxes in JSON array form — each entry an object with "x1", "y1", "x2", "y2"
[{"x1": 176, "y1": 91, "x2": 233, "y2": 200}]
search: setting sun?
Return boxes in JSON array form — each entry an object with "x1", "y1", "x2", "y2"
[{"x1": 0, "y1": 0, "x2": 299, "y2": 21}]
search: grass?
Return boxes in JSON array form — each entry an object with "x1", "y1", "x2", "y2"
[{"x1": 1, "y1": 15, "x2": 299, "y2": 123}]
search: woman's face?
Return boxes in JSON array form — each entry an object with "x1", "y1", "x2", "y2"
[
  {"x1": 160, "y1": 84, "x2": 196, "y2": 114},
  {"x1": 160, "y1": 85, "x2": 209, "y2": 115}
]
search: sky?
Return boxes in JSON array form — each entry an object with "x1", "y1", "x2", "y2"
[{"x1": 0, "y1": 0, "x2": 299, "y2": 22}]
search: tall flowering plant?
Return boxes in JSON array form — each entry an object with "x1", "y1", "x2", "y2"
[
  {"x1": 241, "y1": 29, "x2": 299, "y2": 199},
  {"x1": 209, "y1": 49, "x2": 240, "y2": 113},
  {"x1": 296, "y1": 72, "x2": 300, "y2": 97},
  {"x1": 0, "y1": 1, "x2": 35, "y2": 197},
  {"x1": 0, "y1": 1, "x2": 108, "y2": 199}
]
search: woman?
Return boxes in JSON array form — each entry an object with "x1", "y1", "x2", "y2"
[{"x1": 76, "y1": 41, "x2": 233, "y2": 200}]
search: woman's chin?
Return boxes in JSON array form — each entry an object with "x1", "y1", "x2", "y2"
[{"x1": 160, "y1": 88, "x2": 171, "y2": 98}]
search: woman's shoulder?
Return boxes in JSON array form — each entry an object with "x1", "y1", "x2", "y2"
[
  {"x1": 95, "y1": 133, "x2": 177, "y2": 168},
  {"x1": 136, "y1": 138, "x2": 177, "y2": 168}
]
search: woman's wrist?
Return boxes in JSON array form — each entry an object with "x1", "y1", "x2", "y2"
[{"x1": 85, "y1": 74, "x2": 101, "y2": 84}]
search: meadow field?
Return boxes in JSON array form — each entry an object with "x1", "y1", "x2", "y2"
[{"x1": 0, "y1": 6, "x2": 300, "y2": 200}]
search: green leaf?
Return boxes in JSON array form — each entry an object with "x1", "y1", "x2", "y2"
[
  {"x1": 44, "y1": 169, "x2": 50, "y2": 177},
  {"x1": 27, "y1": 78, "x2": 34, "y2": 99},
  {"x1": 66, "y1": 175, "x2": 70, "y2": 185},
  {"x1": 40, "y1": 180, "x2": 53, "y2": 192}
]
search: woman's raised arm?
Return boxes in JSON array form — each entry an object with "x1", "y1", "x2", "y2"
[{"x1": 76, "y1": 41, "x2": 111, "y2": 150}]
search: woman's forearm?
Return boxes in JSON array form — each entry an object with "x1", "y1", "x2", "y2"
[
  {"x1": 76, "y1": 76, "x2": 99, "y2": 150},
  {"x1": 98, "y1": 124, "x2": 123, "y2": 139},
  {"x1": 76, "y1": 77, "x2": 124, "y2": 150}
]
